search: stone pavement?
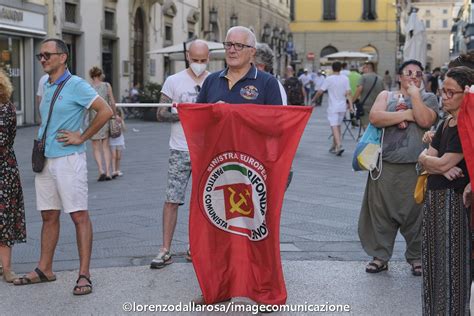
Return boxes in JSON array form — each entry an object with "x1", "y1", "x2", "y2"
[{"x1": 0, "y1": 99, "x2": 446, "y2": 314}]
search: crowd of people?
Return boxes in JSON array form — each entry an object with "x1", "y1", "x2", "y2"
[{"x1": 0, "y1": 25, "x2": 473, "y2": 314}]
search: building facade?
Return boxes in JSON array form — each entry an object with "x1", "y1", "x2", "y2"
[
  {"x1": 0, "y1": 0, "x2": 47, "y2": 125},
  {"x1": 451, "y1": 0, "x2": 474, "y2": 58},
  {"x1": 290, "y1": 0, "x2": 397, "y2": 75}
]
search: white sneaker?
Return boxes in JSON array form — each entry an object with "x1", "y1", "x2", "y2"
[{"x1": 150, "y1": 249, "x2": 173, "y2": 269}]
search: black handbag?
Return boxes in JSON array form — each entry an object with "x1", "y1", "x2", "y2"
[{"x1": 32, "y1": 75, "x2": 71, "y2": 173}]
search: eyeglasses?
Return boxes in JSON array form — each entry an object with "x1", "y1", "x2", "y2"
[
  {"x1": 222, "y1": 42, "x2": 253, "y2": 51},
  {"x1": 438, "y1": 88, "x2": 464, "y2": 99},
  {"x1": 402, "y1": 70, "x2": 423, "y2": 78},
  {"x1": 35, "y1": 52, "x2": 63, "y2": 61}
]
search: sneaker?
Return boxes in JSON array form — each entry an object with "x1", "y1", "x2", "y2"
[
  {"x1": 335, "y1": 145, "x2": 344, "y2": 156},
  {"x1": 150, "y1": 249, "x2": 173, "y2": 269},
  {"x1": 117, "y1": 171, "x2": 124, "y2": 177},
  {"x1": 329, "y1": 145, "x2": 336, "y2": 154}
]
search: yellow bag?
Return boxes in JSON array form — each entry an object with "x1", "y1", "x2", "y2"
[{"x1": 414, "y1": 172, "x2": 428, "y2": 204}]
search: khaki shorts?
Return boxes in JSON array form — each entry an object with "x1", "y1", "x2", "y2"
[
  {"x1": 165, "y1": 149, "x2": 191, "y2": 205},
  {"x1": 35, "y1": 152, "x2": 88, "y2": 213}
]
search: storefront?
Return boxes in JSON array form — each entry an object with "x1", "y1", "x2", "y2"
[{"x1": 0, "y1": 2, "x2": 47, "y2": 125}]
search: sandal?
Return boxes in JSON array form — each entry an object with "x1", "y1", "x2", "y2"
[
  {"x1": 411, "y1": 262, "x2": 422, "y2": 276},
  {"x1": 97, "y1": 174, "x2": 106, "y2": 182},
  {"x1": 13, "y1": 267, "x2": 56, "y2": 285},
  {"x1": 365, "y1": 259, "x2": 388, "y2": 274},
  {"x1": 73, "y1": 274, "x2": 93, "y2": 295}
]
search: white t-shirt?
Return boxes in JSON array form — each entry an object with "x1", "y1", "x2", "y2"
[
  {"x1": 340, "y1": 69, "x2": 350, "y2": 77},
  {"x1": 298, "y1": 73, "x2": 312, "y2": 87},
  {"x1": 36, "y1": 74, "x2": 49, "y2": 97},
  {"x1": 320, "y1": 74, "x2": 350, "y2": 113},
  {"x1": 278, "y1": 81, "x2": 287, "y2": 105},
  {"x1": 161, "y1": 69, "x2": 209, "y2": 151}
]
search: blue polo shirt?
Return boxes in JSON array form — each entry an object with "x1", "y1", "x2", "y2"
[
  {"x1": 196, "y1": 65, "x2": 283, "y2": 105},
  {"x1": 38, "y1": 69, "x2": 98, "y2": 158}
]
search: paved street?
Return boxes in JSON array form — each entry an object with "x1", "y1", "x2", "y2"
[{"x1": 1, "y1": 99, "x2": 430, "y2": 314}]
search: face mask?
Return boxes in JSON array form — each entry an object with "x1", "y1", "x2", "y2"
[{"x1": 190, "y1": 63, "x2": 207, "y2": 77}]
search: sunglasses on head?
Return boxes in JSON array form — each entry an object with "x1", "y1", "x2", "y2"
[
  {"x1": 402, "y1": 70, "x2": 423, "y2": 78},
  {"x1": 35, "y1": 52, "x2": 63, "y2": 61}
]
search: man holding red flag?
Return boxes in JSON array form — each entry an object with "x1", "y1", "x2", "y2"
[{"x1": 184, "y1": 26, "x2": 307, "y2": 307}]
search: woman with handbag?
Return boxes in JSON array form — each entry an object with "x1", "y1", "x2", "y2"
[
  {"x1": 0, "y1": 69, "x2": 26, "y2": 282},
  {"x1": 418, "y1": 66, "x2": 473, "y2": 315},
  {"x1": 358, "y1": 60, "x2": 439, "y2": 276},
  {"x1": 88, "y1": 66, "x2": 116, "y2": 181}
]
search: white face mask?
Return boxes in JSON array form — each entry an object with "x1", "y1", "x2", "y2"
[{"x1": 190, "y1": 62, "x2": 207, "y2": 77}]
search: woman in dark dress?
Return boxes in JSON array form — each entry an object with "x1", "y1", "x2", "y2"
[
  {"x1": 0, "y1": 69, "x2": 26, "y2": 282},
  {"x1": 418, "y1": 66, "x2": 473, "y2": 315}
]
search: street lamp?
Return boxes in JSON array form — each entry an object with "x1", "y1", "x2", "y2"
[
  {"x1": 272, "y1": 27, "x2": 280, "y2": 49},
  {"x1": 263, "y1": 23, "x2": 271, "y2": 43},
  {"x1": 230, "y1": 13, "x2": 238, "y2": 27},
  {"x1": 209, "y1": 7, "x2": 218, "y2": 24}
]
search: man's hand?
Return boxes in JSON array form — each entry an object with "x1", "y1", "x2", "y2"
[
  {"x1": 57, "y1": 130, "x2": 83, "y2": 146},
  {"x1": 442, "y1": 166, "x2": 464, "y2": 181},
  {"x1": 422, "y1": 131, "x2": 435, "y2": 144},
  {"x1": 407, "y1": 81, "x2": 421, "y2": 98},
  {"x1": 463, "y1": 182, "x2": 472, "y2": 208},
  {"x1": 404, "y1": 109, "x2": 416, "y2": 122}
]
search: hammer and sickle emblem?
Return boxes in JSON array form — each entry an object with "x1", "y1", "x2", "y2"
[{"x1": 228, "y1": 187, "x2": 252, "y2": 215}]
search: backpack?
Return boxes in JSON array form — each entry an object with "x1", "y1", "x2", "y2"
[{"x1": 284, "y1": 77, "x2": 304, "y2": 105}]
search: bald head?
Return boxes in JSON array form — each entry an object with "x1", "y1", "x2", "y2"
[
  {"x1": 187, "y1": 39, "x2": 210, "y2": 68},
  {"x1": 188, "y1": 39, "x2": 209, "y2": 54},
  {"x1": 226, "y1": 26, "x2": 256, "y2": 48}
]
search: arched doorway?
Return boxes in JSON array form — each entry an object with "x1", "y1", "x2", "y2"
[
  {"x1": 360, "y1": 45, "x2": 378, "y2": 62},
  {"x1": 133, "y1": 8, "x2": 144, "y2": 87},
  {"x1": 320, "y1": 45, "x2": 338, "y2": 57}
]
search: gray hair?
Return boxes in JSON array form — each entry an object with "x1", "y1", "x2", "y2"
[
  {"x1": 226, "y1": 26, "x2": 256, "y2": 48},
  {"x1": 255, "y1": 43, "x2": 274, "y2": 72}
]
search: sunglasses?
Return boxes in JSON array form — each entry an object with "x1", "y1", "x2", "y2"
[
  {"x1": 35, "y1": 52, "x2": 63, "y2": 61},
  {"x1": 438, "y1": 88, "x2": 464, "y2": 99},
  {"x1": 402, "y1": 70, "x2": 423, "y2": 78},
  {"x1": 222, "y1": 42, "x2": 253, "y2": 51}
]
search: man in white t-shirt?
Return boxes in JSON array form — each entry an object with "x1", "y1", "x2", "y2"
[
  {"x1": 150, "y1": 40, "x2": 210, "y2": 269},
  {"x1": 36, "y1": 74, "x2": 49, "y2": 122},
  {"x1": 299, "y1": 68, "x2": 314, "y2": 105},
  {"x1": 313, "y1": 61, "x2": 352, "y2": 156}
]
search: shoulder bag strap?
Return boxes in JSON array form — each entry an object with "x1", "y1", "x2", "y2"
[
  {"x1": 360, "y1": 76, "x2": 379, "y2": 107},
  {"x1": 40, "y1": 75, "x2": 72, "y2": 141}
]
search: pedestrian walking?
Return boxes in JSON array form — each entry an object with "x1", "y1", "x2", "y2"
[
  {"x1": 13, "y1": 38, "x2": 112, "y2": 296},
  {"x1": 88, "y1": 66, "x2": 117, "y2": 181},
  {"x1": 150, "y1": 39, "x2": 210, "y2": 269},
  {"x1": 383, "y1": 70, "x2": 392, "y2": 90},
  {"x1": 358, "y1": 59, "x2": 438, "y2": 276},
  {"x1": 0, "y1": 69, "x2": 26, "y2": 283},
  {"x1": 312, "y1": 61, "x2": 352, "y2": 156},
  {"x1": 283, "y1": 65, "x2": 304, "y2": 105},
  {"x1": 110, "y1": 107, "x2": 125, "y2": 178},
  {"x1": 418, "y1": 66, "x2": 473, "y2": 315}
]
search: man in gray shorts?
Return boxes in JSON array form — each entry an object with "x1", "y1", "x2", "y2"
[{"x1": 150, "y1": 40, "x2": 210, "y2": 269}]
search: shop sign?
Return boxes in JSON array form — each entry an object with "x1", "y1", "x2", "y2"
[{"x1": 0, "y1": 7, "x2": 23, "y2": 22}]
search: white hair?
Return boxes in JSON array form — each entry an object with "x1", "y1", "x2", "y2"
[{"x1": 226, "y1": 26, "x2": 256, "y2": 48}]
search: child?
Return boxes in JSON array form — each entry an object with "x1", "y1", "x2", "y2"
[{"x1": 110, "y1": 108, "x2": 125, "y2": 178}]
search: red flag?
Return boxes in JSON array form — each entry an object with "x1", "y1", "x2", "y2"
[
  {"x1": 458, "y1": 92, "x2": 474, "y2": 259},
  {"x1": 179, "y1": 103, "x2": 312, "y2": 305}
]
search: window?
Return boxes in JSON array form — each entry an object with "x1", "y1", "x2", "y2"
[
  {"x1": 104, "y1": 11, "x2": 114, "y2": 31},
  {"x1": 290, "y1": 0, "x2": 295, "y2": 21},
  {"x1": 427, "y1": 43, "x2": 432, "y2": 50},
  {"x1": 65, "y1": 2, "x2": 77, "y2": 23},
  {"x1": 323, "y1": 0, "x2": 336, "y2": 20},
  {"x1": 442, "y1": 19, "x2": 448, "y2": 28},
  {"x1": 165, "y1": 25, "x2": 172, "y2": 41},
  {"x1": 425, "y1": 20, "x2": 430, "y2": 28},
  {"x1": 443, "y1": 9, "x2": 447, "y2": 14},
  {"x1": 426, "y1": 10, "x2": 430, "y2": 14},
  {"x1": 320, "y1": 45, "x2": 338, "y2": 57},
  {"x1": 362, "y1": 0, "x2": 377, "y2": 20}
]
